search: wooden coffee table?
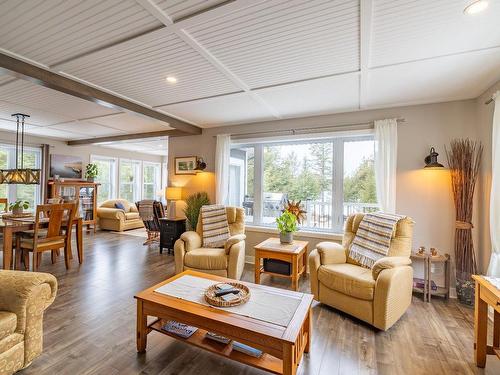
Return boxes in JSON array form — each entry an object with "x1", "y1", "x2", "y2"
[
  {"x1": 135, "y1": 270, "x2": 313, "y2": 375},
  {"x1": 254, "y1": 238, "x2": 308, "y2": 291}
]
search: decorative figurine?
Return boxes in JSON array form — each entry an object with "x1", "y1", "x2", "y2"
[
  {"x1": 430, "y1": 247, "x2": 438, "y2": 257},
  {"x1": 417, "y1": 246, "x2": 426, "y2": 255}
]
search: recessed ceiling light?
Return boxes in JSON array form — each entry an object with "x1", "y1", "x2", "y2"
[
  {"x1": 464, "y1": 0, "x2": 488, "y2": 14},
  {"x1": 166, "y1": 76, "x2": 177, "y2": 83}
]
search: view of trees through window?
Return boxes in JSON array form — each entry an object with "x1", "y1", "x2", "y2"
[{"x1": 230, "y1": 136, "x2": 378, "y2": 232}]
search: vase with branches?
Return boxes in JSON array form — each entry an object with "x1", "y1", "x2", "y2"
[
  {"x1": 183, "y1": 192, "x2": 210, "y2": 230},
  {"x1": 446, "y1": 138, "x2": 483, "y2": 306}
]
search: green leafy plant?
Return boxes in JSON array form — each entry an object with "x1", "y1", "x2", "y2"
[
  {"x1": 276, "y1": 210, "x2": 298, "y2": 234},
  {"x1": 9, "y1": 200, "x2": 29, "y2": 211},
  {"x1": 85, "y1": 163, "x2": 99, "y2": 179},
  {"x1": 183, "y1": 192, "x2": 210, "y2": 230}
]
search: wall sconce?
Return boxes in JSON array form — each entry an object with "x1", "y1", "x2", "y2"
[
  {"x1": 195, "y1": 157, "x2": 207, "y2": 172},
  {"x1": 424, "y1": 147, "x2": 445, "y2": 169}
]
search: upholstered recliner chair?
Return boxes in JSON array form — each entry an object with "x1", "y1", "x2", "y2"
[
  {"x1": 174, "y1": 207, "x2": 246, "y2": 280},
  {"x1": 97, "y1": 199, "x2": 144, "y2": 231},
  {"x1": 309, "y1": 213, "x2": 414, "y2": 330},
  {"x1": 0, "y1": 270, "x2": 57, "y2": 374}
]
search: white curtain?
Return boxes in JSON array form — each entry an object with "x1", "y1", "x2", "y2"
[
  {"x1": 215, "y1": 134, "x2": 231, "y2": 205},
  {"x1": 488, "y1": 90, "x2": 500, "y2": 277},
  {"x1": 374, "y1": 119, "x2": 398, "y2": 213}
]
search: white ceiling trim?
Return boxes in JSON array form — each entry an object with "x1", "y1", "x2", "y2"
[
  {"x1": 359, "y1": 0, "x2": 373, "y2": 109},
  {"x1": 135, "y1": 0, "x2": 282, "y2": 118}
]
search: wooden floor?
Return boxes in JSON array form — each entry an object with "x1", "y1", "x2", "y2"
[{"x1": 4, "y1": 230, "x2": 499, "y2": 375}]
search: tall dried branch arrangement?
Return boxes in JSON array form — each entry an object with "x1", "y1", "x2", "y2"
[{"x1": 445, "y1": 139, "x2": 483, "y2": 279}]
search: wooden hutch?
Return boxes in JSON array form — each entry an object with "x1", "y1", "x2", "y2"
[{"x1": 47, "y1": 180, "x2": 99, "y2": 232}]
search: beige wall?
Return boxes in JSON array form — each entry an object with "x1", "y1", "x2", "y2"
[{"x1": 168, "y1": 99, "x2": 489, "y2": 284}]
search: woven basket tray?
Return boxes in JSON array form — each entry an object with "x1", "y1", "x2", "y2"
[
  {"x1": 2, "y1": 212, "x2": 33, "y2": 219},
  {"x1": 205, "y1": 282, "x2": 250, "y2": 307}
]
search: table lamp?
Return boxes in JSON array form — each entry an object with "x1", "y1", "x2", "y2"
[{"x1": 166, "y1": 187, "x2": 182, "y2": 219}]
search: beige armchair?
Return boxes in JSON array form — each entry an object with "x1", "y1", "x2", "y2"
[
  {"x1": 309, "y1": 213, "x2": 414, "y2": 330},
  {"x1": 0, "y1": 270, "x2": 57, "y2": 374},
  {"x1": 97, "y1": 199, "x2": 144, "y2": 232},
  {"x1": 174, "y1": 207, "x2": 246, "y2": 280}
]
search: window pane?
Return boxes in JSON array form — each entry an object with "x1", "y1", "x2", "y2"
[
  {"x1": 343, "y1": 140, "x2": 378, "y2": 219},
  {"x1": 0, "y1": 149, "x2": 7, "y2": 200},
  {"x1": 229, "y1": 147, "x2": 254, "y2": 223},
  {"x1": 262, "y1": 142, "x2": 333, "y2": 230},
  {"x1": 93, "y1": 158, "x2": 115, "y2": 204},
  {"x1": 142, "y1": 163, "x2": 160, "y2": 200}
]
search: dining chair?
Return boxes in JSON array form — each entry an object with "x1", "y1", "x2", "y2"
[{"x1": 16, "y1": 203, "x2": 76, "y2": 271}]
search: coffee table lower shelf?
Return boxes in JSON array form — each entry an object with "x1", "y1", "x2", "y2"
[{"x1": 149, "y1": 319, "x2": 283, "y2": 374}]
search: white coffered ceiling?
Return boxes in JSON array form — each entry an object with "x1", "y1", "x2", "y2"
[{"x1": 0, "y1": 0, "x2": 498, "y2": 150}]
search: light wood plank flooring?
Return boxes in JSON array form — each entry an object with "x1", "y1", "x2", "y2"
[{"x1": 4, "y1": 230, "x2": 499, "y2": 375}]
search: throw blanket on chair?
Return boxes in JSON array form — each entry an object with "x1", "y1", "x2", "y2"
[
  {"x1": 138, "y1": 200, "x2": 155, "y2": 221},
  {"x1": 349, "y1": 212, "x2": 404, "y2": 268},
  {"x1": 201, "y1": 205, "x2": 230, "y2": 248}
]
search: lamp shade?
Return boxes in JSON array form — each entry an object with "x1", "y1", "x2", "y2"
[
  {"x1": 165, "y1": 187, "x2": 182, "y2": 200},
  {"x1": 424, "y1": 147, "x2": 445, "y2": 169}
]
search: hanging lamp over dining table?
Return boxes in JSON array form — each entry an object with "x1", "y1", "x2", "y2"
[{"x1": 0, "y1": 113, "x2": 41, "y2": 184}]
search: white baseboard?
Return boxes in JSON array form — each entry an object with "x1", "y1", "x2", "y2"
[{"x1": 245, "y1": 255, "x2": 254, "y2": 265}]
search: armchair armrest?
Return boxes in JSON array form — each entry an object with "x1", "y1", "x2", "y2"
[
  {"x1": 316, "y1": 241, "x2": 346, "y2": 265},
  {"x1": 372, "y1": 257, "x2": 412, "y2": 280},
  {"x1": 179, "y1": 231, "x2": 202, "y2": 251},
  {"x1": 224, "y1": 234, "x2": 246, "y2": 252},
  {"x1": 97, "y1": 207, "x2": 125, "y2": 221}
]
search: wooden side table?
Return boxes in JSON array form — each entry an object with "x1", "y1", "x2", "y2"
[
  {"x1": 254, "y1": 238, "x2": 308, "y2": 291},
  {"x1": 410, "y1": 252, "x2": 450, "y2": 302},
  {"x1": 159, "y1": 217, "x2": 186, "y2": 254}
]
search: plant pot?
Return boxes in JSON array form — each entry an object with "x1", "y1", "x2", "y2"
[
  {"x1": 87, "y1": 177, "x2": 94, "y2": 182},
  {"x1": 280, "y1": 232, "x2": 293, "y2": 244},
  {"x1": 12, "y1": 207, "x2": 23, "y2": 216},
  {"x1": 456, "y1": 271, "x2": 475, "y2": 307}
]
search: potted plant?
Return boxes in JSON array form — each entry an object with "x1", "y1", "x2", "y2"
[
  {"x1": 9, "y1": 200, "x2": 29, "y2": 215},
  {"x1": 85, "y1": 163, "x2": 99, "y2": 182},
  {"x1": 183, "y1": 192, "x2": 210, "y2": 230},
  {"x1": 276, "y1": 210, "x2": 298, "y2": 244},
  {"x1": 446, "y1": 139, "x2": 483, "y2": 306}
]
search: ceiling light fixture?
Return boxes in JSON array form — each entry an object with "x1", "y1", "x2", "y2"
[
  {"x1": 463, "y1": 0, "x2": 488, "y2": 14},
  {"x1": 0, "y1": 114, "x2": 41, "y2": 184},
  {"x1": 166, "y1": 76, "x2": 177, "y2": 84}
]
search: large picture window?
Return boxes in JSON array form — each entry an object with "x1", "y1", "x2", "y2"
[
  {"x1": 91, "y1": 155, "x2": 117, "y2": 204},
  {"x1": 119, "y1": 159, "x2": 141, "y2": 202},
  {"x1": 229, "y1": 134, "x2": 378, "y2": 233},
  {"x1": 143, "y1": 162, "x2": 161, "y2": 200},
  {"x1": 0, "y1": 143, "x2": 42, "y2": 208}
]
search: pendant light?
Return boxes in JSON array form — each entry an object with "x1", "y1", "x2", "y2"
[{"x1": 0, "y1": 114, "x2": 41, "y2": 184}]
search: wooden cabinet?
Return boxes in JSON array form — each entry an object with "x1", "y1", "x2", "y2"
[
  {"x1": 47, "y1": 180, "x2": 99, "y2": 232},
  {"x1": 159, "y1": 218, "x2": 186, "y2": 254}
]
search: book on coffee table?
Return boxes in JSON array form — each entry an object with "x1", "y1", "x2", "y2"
[
  {"x1": 162, "y1": 320, "x2": 198, "y2": 339},
  {"x1": 232, "y1": 341, "x2": 263, "y2": 358},
  {"x1": 205, "y1": 332, "x2": 231, "y2": 344}
]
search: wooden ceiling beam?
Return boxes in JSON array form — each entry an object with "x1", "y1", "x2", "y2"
[
  {"x1": 67, "y1": 129, "x2": 187, "y2": 146},
  {"x1": 0, "y1": 52, "x2": 201, "y2": 136}
]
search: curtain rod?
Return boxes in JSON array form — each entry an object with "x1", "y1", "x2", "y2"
[{"x1": 215, "y1": 118, "x2": 406, "y2": 139}]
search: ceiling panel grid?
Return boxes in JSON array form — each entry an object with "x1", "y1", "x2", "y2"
[
  {"x1": 371, "y1": 0, "x2": 500, "y2": 67},
  {"x1": 155, "y1": 0, "x2": 228, "y2": 22},
  {"x1": 0, "y1": 0, "x2": 162, "y2": 66},
  {"x1": 186, "y1": 0, "x2": 360, "y2": 88},
  {"x1": 58, "y1": 28, "x2": 241, "y2": 106}
]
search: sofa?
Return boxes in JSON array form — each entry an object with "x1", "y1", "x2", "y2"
[
  {"x1": 174, "y1": 207, "x2": 246, "y2": 280},
  {"x1": 309, "y1": 213, "x2": 414, "y2": 331},
  {"x1": 0, "y1": 270, "x2": 57, "y2": 374},
  {"x1": 97, "y1": 199, "x2": 144, "y2": 232}
]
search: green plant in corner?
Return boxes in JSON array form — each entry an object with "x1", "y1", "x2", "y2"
[
  {"x1": 85, "y1": 163, "x2": 99, "y2": 181},
  {"x1": 9, "y1": 200, "x2": 29, "y2": 215},
  {"x1": 183, "y1": 192, "x2": 210, "y2": 230}
]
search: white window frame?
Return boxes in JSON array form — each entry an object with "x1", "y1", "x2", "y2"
[
  {"x1": 119, "y1": 158, "x2": 142, "y2": 202},
  {"x1": 230, "y1": 132, "x2": 376, "y2": 233},
  {"x1": 142, "y1": 161, "x2": 161, "y2": 200},
  {"x1": 0, "y1": 143, "x2": 42, "y2": 206},
  {"x1": 90, "y1": 155, "x2": 118, "y2": 203}
]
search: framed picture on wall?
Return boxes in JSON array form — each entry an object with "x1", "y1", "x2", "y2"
[
  {"x1": 50, "y1": 154, "x2": 83, "y2": 179},
  {"x1": 175, "y1": 156, "x2": 197, "y2": 175}
]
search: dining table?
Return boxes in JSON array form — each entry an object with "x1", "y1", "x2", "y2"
[{"x1": 1, "y1": 215, "x2": 84, "y2": 270}]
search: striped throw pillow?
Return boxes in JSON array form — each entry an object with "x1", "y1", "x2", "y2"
[{"x1": 201, "y1": 205, "x2": 230, "y2": 248}]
